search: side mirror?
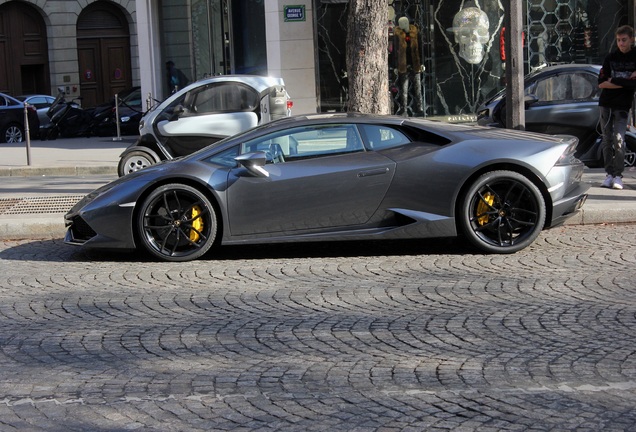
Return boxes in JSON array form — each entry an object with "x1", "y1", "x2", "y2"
[
  {"x1": 524, "y1": 94, "x2": 539, "y2": 107},
  {"x1": 235, "y1": 151, "x2": 269, "y2": 177}
]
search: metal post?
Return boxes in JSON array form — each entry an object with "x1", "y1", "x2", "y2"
[
  {"x1": 23, "y1": 102, "x2": 31, "y2": 166},
  {"x1": 113, "y1": 93, "x2": 122, "y2": 141},
  {"x1": 505, "y1": 0, "x2": 525, "y2": 130}
]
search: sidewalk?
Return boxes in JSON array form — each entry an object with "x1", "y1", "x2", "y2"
[
  {"x1": 1, "y1": 136, "x2": 636, "y2": 240},
  {"x1": 0, "y1": 135, "x2": 133, "y2": 176}
]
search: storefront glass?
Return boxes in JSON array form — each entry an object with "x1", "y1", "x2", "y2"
[
  {"x1": 158, "y1": 0, "x2": 265, "y2": 97},
  {"x1": 315, "y1": 0, "x2": 630, "y2": 120}
]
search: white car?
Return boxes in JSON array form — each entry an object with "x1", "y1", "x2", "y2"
[{"x1": 118, "y1": 75, "x2": 292, "y2": 176}]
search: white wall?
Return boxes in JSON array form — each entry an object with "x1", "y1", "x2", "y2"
[
  {"x1": 265, "y1": 1, "x2": 317, "y2": 115},
  {"x1": 136, "y1": 0, "x2": 162, "y2": 110}
]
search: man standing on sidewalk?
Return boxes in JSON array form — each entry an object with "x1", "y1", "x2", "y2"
[{"x1": 598, "y1": 25, "x2": 636, "y2": 190}]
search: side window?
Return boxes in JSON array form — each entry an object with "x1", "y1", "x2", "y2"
[
  {"x1": 359, "y1": 124, "x2": 410, "y2": 150},
  {"x1": 533, "y1": 73, "x2": 597, "y2": 103},
  {"x1": 534, "y1": 75, "x2": 568, "y2": 102},
  {"x1": 571, "y1": 73, "x2": 599, "y2": 100},
  {"x1": 240, "y1": 124, "x2": 366, "y2": 163},
  {"x1": 29, "y1": 97, "x2": 48, "y2": 108}
]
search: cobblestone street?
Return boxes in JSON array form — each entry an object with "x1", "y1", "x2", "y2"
[{"x1": 0, "y1": 223, "x2": 635, "y2": 431}]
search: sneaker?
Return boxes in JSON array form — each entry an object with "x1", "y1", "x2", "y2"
[
  {"x1": 612, "y1": 176, "x2": 624, "y2": 190},
  {"x1": 601, "y1": 175, "x2": 614, "y2": 188}
]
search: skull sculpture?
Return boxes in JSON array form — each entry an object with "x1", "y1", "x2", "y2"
[{"x1": 452, "y1": 6, "x2": 490, "y2": 64}]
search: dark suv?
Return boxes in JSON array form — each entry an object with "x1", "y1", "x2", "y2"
[{"x1": 477, "y1": 64, "x2": 636, "y2": 167}]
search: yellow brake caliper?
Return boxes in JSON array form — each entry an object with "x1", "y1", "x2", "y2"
[
  {"x1": 477, "y1": 192, "x2": 494, "y2": 225},
  {"x1": 189, "y1": 205, "x2": 203, "y2": 242}
]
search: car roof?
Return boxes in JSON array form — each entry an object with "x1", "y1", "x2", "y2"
[
  {"x1": 186, "y1": 75, "x2": 286, "y2": 93},
  {"x1": 16, "y1": 94, "x2": 54, "y2": 99},
  {"x1": 525, "y1": 63, "x2": 601, "y2": 81}
]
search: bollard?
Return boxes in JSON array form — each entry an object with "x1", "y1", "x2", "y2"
[
  {"x1": 113, "y1": 93, "x2": 122, "y2": 141},
  {"x1": 23, "y1": 102, "x2": 32, "y2": 166}
]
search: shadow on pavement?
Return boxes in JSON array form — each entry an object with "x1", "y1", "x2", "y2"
[{"x1": 0, "y1": 237, "x2": 471, "y2": 263}]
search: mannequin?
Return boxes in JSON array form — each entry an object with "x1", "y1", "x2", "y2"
[{"x1": 394, "y1": 16, "x2": 424, "y2": 116}]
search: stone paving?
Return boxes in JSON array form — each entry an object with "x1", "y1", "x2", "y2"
[{"x1": 0, "y1": 223, "x2": 635, "y2": 431}]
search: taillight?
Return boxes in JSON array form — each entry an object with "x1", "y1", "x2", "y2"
[{"x1": 287, "y1": 100, "x2": 293, "y2": 110}]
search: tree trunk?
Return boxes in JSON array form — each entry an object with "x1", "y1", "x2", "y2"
[{"x1": 346, "y1": 0, "x2": 389, "y2": 114}]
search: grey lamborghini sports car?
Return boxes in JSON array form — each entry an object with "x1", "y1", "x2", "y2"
[{"x1": 65, "y1": 113, "x2": 589, "y2": 262}]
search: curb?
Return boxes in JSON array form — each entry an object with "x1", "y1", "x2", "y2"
[
  {"x1": 0, "y1": 166, "x2": 117, "y2": 177},
  {"x1": 0, "y1": 215, "x2": 66, "y2": 240}
]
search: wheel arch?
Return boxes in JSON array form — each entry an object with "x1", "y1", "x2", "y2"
[
  {"x1": 454, "y1": 163, "x2": 552, "y2": 230},
  {"x1": 119, "y1": 145, "x2": 162, "y2": 164},
  {"x1": 122, "y1": 134, "x2": 166, "y2": 161},
  {"x1": 130, "y1": 177, "x2": 225, "y2": 249}
]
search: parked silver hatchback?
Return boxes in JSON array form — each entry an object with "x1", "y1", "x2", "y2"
[{"x1": 118, "y1": 75, "x2": 292, "y2": 176}]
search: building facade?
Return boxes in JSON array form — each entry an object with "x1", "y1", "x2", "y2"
[
  {"x1": 0, "y1": 0, "x2": 633, "y2": 119},
  {"x1": 0, "y1": 0, "x2": 138, "y2": 108}
]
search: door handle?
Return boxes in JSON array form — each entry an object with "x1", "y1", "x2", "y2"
[{"x1": 357, "y1": 167, "x2": 389, "y2": 177}]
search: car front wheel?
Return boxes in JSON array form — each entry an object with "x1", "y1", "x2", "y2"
[
  {"x1": 459, "y1": 170, "x2": 546, "y2": 254},
  {"x1": 137, "y1": 184, "x2": 217, "y2": 261}
]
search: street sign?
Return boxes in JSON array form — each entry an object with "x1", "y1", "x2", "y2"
[{"x1": 284, "y1": 5, "x2": 305, "y2": 22}]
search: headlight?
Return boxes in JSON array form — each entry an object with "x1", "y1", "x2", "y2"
[{"x1": 121, "y1": 116, "x2": 131, "y2": 123}]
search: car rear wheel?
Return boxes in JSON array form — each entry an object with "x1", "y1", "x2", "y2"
[
  {"x1": 118, "y1": 150, "x2": 155, "y2": 176},
  {"x1": 2, "y1": 123, "x2": 24, "y2": 143},
  {"x1": 459, "y1": 170, "x2": 546, "y2": 254},
  {"x1": 137, "y1": 184, "x2": 217, "y2": 261}
]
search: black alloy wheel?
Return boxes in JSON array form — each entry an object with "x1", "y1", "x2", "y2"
[
  {"x1": 137, "y1": 184, "x2": 217, "y2": 261},
  {"x1": 459, "y1": 170, "x2": 546, "y2": 254}
]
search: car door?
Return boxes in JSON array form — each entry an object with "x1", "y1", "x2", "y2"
[
  {"x1": 156, "y1": 81, "x2": 260, "y2": 156},
  {"x1": 223, "y1": 123, "x2": 397, "y2": 236},
  {"x1": 524, "y1": 71, "x2": 600, "y2": 141}
]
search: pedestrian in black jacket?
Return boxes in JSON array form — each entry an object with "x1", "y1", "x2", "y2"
[
  {"x1": 166, "y1": 61, "x2": 190, "y2": 94},
  {"x1": 598, "y1": 25, "x2": 636, "y2": 190}
]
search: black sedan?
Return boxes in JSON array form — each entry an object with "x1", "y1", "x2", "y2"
[
  {"x1": 477, "y1": 64, "x2": 636, "y2": 167},
  {"x1": 0, "y1": 92, "x2": 40, "y2": 142},
  {"x1": 65, "y1": 113, "x2": 589, "y2": 262}
]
